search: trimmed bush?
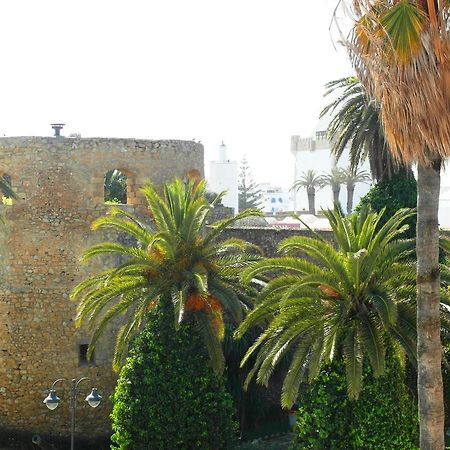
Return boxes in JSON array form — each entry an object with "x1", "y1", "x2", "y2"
[
  {"x1": 290, "y1": 356, "x2": 419, "y2": 450},
  {"x1": 110, "y1": 303, "x2": 236, "y2": 450}
]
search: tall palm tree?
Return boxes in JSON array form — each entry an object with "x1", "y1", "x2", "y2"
[
  {"x1": 341, "y1": 166, "x2": 371, "y2": 214},
  {"x1": 344, "y1": 0, "x2": 450, "y2": 450},
  {"x1": 321, "y1": 77, "x2": 411, "y2": 181},
  {"x1": 235, "y1": 207, "x2": 450, "y2": 409},
  {"x1": 291, "y1": 170, "x2": 323, "y2": 215},
  {"x1": 341, "y1": 1, "x2": 450, "y2": 447},
  {"x1": 320, "y1": 167, "x2": 344, "y2": 206},
  {"x1": 71, "y1": 178, "x2": 262, "y2": 371}
]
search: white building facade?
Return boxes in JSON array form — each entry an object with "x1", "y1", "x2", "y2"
[
  {"x1": 208, "y1": 142, "x2": 239, "y2": 214},
  {"x1": 291, "y1": 121, "x2": 371, "y2": 213},
  {"x1": 259, "y1": 183, "x2": 293, "y2": 214}
]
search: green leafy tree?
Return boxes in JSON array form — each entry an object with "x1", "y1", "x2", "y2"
[
  {"x1": 357, "y1": 173, "x2": 417, "y2": 239},
  {"x1": 111, "y1": 302, "x2": 236, "y2": 450},
  {"x1": 238, "y1": 157, "x2": 262, "y2": 211},
  {"x1": 344, "y1": 2, "x2": 450, "y2": 445},
  {"x1": 321, "y1": 77, "x2": 412, "y2": 181},
  {"x1": 236, "y1": 207, "x2": 450, "y2": 408},
  {"x1": 341, "y1": 166, "x2": 371, "y2": 215},
  {"x1": 320, "y1": 167, "x2": 344, "y2": 206},
  {"x1": 291, "y1": 356, "x2": 419, "y2": 450},
  {"x1": 72, "y1": 178, "x2": 262, "y2": 371},
  {"x1": 292, "y1": 170, "x2": 323, "y2": 215}
]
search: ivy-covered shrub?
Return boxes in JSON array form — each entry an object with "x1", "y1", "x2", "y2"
[
  {"x1": 110, "y1": 303, "x2": 236, "y2": 450},
  {"x1": 356, "y1": 173, "x2": 417, "y2": 238},
  {"x1": 290, "y1": 357, "x2": 419, "y2": 450}
]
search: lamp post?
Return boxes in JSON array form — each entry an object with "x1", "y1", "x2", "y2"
[{"x1": 43, "y1": 377, "x2": 102, "y2": 450}]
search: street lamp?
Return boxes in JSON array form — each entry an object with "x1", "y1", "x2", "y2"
[{"x1": 43, "y1": 377, "x2": 102, "y2": 450}]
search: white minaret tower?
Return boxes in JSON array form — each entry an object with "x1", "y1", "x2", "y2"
[{"x1": 208, "y1": 141, "x2": 239, "y2": 214}]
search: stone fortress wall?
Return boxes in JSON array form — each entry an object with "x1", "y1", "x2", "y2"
[{"x1": 0, "y1": 136, "x2": 203, "y2": 440}]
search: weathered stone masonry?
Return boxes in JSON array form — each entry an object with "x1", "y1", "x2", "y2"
[{"x1": 0, "y1": 137, "x2": 203, "y2": 439}]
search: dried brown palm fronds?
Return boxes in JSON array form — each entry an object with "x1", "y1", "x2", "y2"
[{"x1": 338, "y1": 0, "x2": 450, "y2": 166}]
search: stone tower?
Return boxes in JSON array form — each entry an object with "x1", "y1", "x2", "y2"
[{"x1": 0, "y1": 136, "x2": 203, "y2": 441}]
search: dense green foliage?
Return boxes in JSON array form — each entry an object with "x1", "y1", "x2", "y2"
[
  {"x1": 356, "y1": 173, "x2": 417, "y2": 238},
  {"x1": 291, "y1": 357, "x2": 419, "y2": 450},
  {"x1": 111, "y1": 302, "x2": 236, "y2": 450}
]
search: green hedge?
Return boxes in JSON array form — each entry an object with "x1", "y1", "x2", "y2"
[
  {"x1": 110, "y1": 303, "x2": 236, "y2": 450},
  {"x1": 356, "y1": 173, "x2": 417, "y2": 238},
  {"x1": 290, "y1": 357, "x2": 419, "y2": 450}
]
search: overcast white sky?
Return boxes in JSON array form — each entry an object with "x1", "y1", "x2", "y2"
[{"x1": 0, "y1": 0, "x2": 353, "y2": 189}]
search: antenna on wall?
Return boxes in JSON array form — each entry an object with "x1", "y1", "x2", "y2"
[{"x1": 51, "y1": 123, "x2": 65, "y2": 137}]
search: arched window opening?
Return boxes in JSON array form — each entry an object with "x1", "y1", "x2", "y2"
[
  {"x1": 104, "y1": 169, "x2": 128, "y2": 204},
  {"x1": 0, "y1": 174, "x2": 13, "y2": 205}
]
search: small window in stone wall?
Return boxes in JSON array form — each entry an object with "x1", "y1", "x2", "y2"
[
  {"x1": 79, "y1": 344, "x2": 95, "y2": 367},
  {"x1": 104, "y1": 169, "x2": 127, "y2": 204},
  {"x1": 1, "y1": 174, "x2": 13, "y2": 205}
]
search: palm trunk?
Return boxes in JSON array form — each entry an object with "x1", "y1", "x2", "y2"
[
  {"x1": 416, "y1": 161, "x2": 444, "y2": 450},
  {"x1": 307, "y1": 188, "x2": 315, "y2": 215},
  {"x1": 346, "y1": 185, "x2": 355, "y2": 215},
  {"x1": 332, "y1": 186, "x2": 340, "y2": 205}
]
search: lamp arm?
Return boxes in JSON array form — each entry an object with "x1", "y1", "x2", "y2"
[
  {"x1": 50, "y1": 378, "x2": 67, "y2": 390},
  {"x1": 74, "y1": 376, "x2": 90, "y2": 390}
]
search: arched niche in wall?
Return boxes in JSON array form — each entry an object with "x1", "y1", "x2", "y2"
[
  {"x1": 0, "y1": 174, "x2": 13, "y2": 205},
  {"x1": 104, "y1": 169, "x2": 137, "y2": 204}
]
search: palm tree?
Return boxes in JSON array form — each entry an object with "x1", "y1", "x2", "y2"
[
  {"x1": 320, "y1": 167, "x2": 344, "y2": 206},
  {"x1": 291, "y1": 170, "x2": 323, "y2": 215},
  {"x1": 342, "y1": 1, "x2": 450, "y2": 446},
  {"x1": 321, "y1": 77, "x2": 411, "y2": 181},
  {"x1": 235, "y1": 207, "x2": 450, "y2": 409},
  {"x1": 71, "y1": 178, "x2": 262, "y2": 371},
  {"x1": 341, "y1": 166, "x2": 371, "y2": 214}
]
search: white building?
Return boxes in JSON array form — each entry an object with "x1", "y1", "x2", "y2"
[
  {"x1": 291, "y1": 119, "x2": 371, "y2": 213},
  {"x1": 438, "y1": 175, "x2": 450, "y2": 228},
  {"x1": 259, "y1": 183, "x2": 293, "y2": 214},
  {"x1": 208, "y1": 142, "x2": 239, "y2": 214}
]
